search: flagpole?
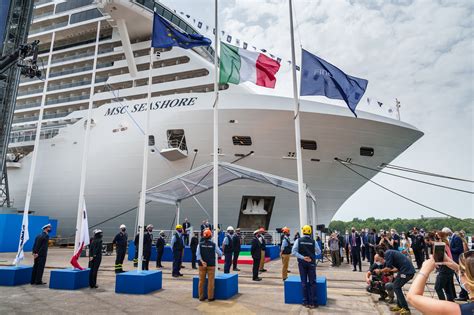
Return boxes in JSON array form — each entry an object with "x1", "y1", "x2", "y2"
[
  {"x1": 74, "y1": 21, "x2": 101, "y2": 253},
  {"x1": 213, "y1": 0, "x2": 219, "y2": 270},
  {"x1": 137, "y1": 44, "x2": 154, "y2": 272},
  {"x1": 288, "y1": 0, "x2": 307, "y2": 229},
  {"x1": 14, "y1": 31, "x2": 55, "y2": 266}
]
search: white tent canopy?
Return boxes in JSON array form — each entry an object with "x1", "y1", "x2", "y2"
[{"x1": 145, "y1": 162, "x2": 317, "y2": 225}]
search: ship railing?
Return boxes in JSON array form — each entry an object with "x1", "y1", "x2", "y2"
[
  {"x1": 12, "y1": 112, "x2": 70, "y2": 124},
  {"x1": 49, "y1": 65, "x2": 94, "y2": 78},
  {"x1": 35, "y1": 0, "x2": 53, "y2": 6},
  {"x1": 29, "y1": 21, "x2": 68, "y2": 35},
  {"x1": 45, "y1": 94, "x2": 90, "y2": 105},
  {"x1": 17, "y1": 87, "x2": 44, "y2": 96},
  {"x1": 48, "y1": 80, "x2": 92, "y2": 92},
  {"x1": 15, "y1": 101, "x2": 42, "y2": 110},
  {"x1": 9, "y1": 128, "x2": 61, "y2": 144}
]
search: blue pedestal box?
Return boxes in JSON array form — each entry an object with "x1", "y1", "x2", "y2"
[
  {"x1": 265, "y1": 245, "x2": 280, "y2": 260},
  {"x1": 284, "y1": 275, "x2": 327, "y2": 305},
  {"x1": 49, "y1": 269, "x2": 90, "y2": 290},
  {"x1": 192, "y1": 273, "x2": 238, "y2": 300},
  {"x1": 0, "y1": 265, "x2": 33, "y2": 286},
  {"x1": 115, "y1": 270, "x2": 162, "y2": 294}
]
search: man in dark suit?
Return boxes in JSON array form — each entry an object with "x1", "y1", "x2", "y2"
[
  {"x1": 232, "y1": 228, "x2": 242, "y2": 271},
  {"x1": 344, "y1": 231, "x2": 351, "y2": 264},
  {"x1": 445, "y1": 227, "x2": 469, "y2": 301},
  {"x1": 348, "y1": 227, "x2": 362, "y2": 272},
  {"x1": 155, "y1": 231, "x2": 166, "y2": 268},
  {"x1": 368, "y1": 228, "x2": 377, "y2": 265},
  {"x1": 250, "y1": 229, "x2": 262, "y2": 281},
  {"x1": 31, "y1": 224, "x2": 51, "y2": 285},
  {"x1": 190, "y1": 232, "x2": 199, "y2": 269}
]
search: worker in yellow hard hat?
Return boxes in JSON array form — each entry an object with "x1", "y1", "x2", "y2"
[
  {"x1": 280, "y1": 227, "x2": 292, "y2": 280},
  {"x1": 171, "y1": 224, "x2": 185, "y2": 277},
  {"x1": 291, "y1": 225, "x2": 321, "y2": 309}
]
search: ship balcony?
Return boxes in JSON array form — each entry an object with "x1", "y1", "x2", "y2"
[
  {"x1": 17, "y1": 84, "x2": 44, "y2": 97},
  {"x1": 34, "y1": 0, "x2": 54, "y2": 8},
  {"x1": 9, "y1": 128, "x2": 60, "y2": 148},
  {"x1": 29, "y1": 17, "x2": 69, "y2": 35}
]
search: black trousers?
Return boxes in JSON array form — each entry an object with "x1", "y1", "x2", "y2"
[
  {"x1": 115, "y1": 247, "x2": 126, "y2": 273},
  {"x1": 435, "y1": 272, "x2": 455, "y2": 301},
  {"x1": 369, "y1": 247, "x2": 376, "y2": 265},
  {"x1": 133, "y1": 249, "x2": 138, "y2": 267},
  {"x1": 345, "y1": 246, "x2": 351, "y2": 263},
  {"x1": 191, "y1": 248, "x2": 197, "y2": 268},
  {"x1": 351, "y1": 247, "x2": 361, "y2": 271},
  {"x1": 361, "y1": 246, "x2": 366, "y2": 261},
  {"x1": 233, "y1": 250, "x2": 240, "y2": 269},
  {"x1": 224, "y1": 251, "x2": 232, "y2": 273},
  {"x1": 156, "y1": 248, "x2": 164, "y2": 267},
  {"x1": 89, "y1": 256, "x2": 102, "y2": 288},
  {"x1": 31, "y1": 256, "x2": 47, "y2": 284},
  {"x1": 143, "y1": 252, "x2": 150, "y2": 270},
  {"x1": 252, "y1": 255, "x2": 260, "y2": 279},
  {"x1": 413, "y1": 249, "x2": 424, "y2": 268},
  {"x1": 172, "y1": 251, "x2": 183, "y2": 276}
]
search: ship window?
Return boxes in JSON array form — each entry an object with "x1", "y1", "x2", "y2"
[
  {"x1": 70, "y1": 9, "x2": 102, "y2": 24},
  {"x1": 148, "y1": 135, "x2": 155, "y2": 146},
  {"x1": 167, "y1": 129, "x2": 187, "y2": 151},
  {"x1": 56, "y1": 0, "x2": 94, "y2": 14},
  {"x1": 232, "y1": 136, "x2": 252, "y2": 146},
  {"x1": 301, "y1": 140, "x2": 317, "y2": 150},
  {"x1": 360, "y1": 147, "x2": 374, "y2": 157}
]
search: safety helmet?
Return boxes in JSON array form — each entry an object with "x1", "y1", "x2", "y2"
[
  {"x1": 203, "y1": 229, "x2": 212, "y2": 238},
  {"x1": 93, "y1": 229, "x2": 103, "y2": 235},
  {"x1": 120, "y1": 224, "x2": 126, "y2": 229},
  {"x1": 146, "y1": 224, "x2": 153, "y2": 230},
  {"x1": 282, "y1": 227, "x2": 290, "y2": 234},
  {"x1": 302, "y1": 225, "x2": 312, "y2": 235},
  {"x1": 227, "y1": 226, "x2": 234, "y2": 231},
  {"x1": 159, "y1": 230, "x2": 165, "y2": 236},
  {"x1": 176, "y1": 224, "x2": 183, "y2": 230}
]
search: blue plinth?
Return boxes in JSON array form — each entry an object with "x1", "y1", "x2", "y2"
[
  {"x1": 192, "y1": 273, "x2": 238, "y2": 300},
  {"x1": 49, "y1": 268, "x2": 90, "y2": 290},
  {"x1": 116, "y1": 270, "x2": 162, "y2": 294},
  {"x1": 0, "y1": 214, "x2": 51, "y2": 252},
  {"x1": 284, "y1": 275, "x2": 327, "y2": 305},
  {"x1": 127, "y1": 241, "x2": 192, "y2": 262},
  {"x1": 0, "y1": 265, "x2": 33, "y2": 286},
  {"x1": 265, "y1": 245, "x2": 280, "y2": 260}
]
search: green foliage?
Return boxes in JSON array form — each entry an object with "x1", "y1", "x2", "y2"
[{"x1": 329, "y1": 217, "x2": 474, "y2": 234}]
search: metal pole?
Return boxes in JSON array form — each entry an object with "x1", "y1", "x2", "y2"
[
  {"x1": 137, "y1": 46, "x2": 154, "y2": 272},
  {"x1": 74, "y1": 21, "x2": 101, "y2": 252},
  {"x1": 213, "y1": 0, "x2": 219, "y2": 270},
  {"x1": 311, "y1": 199, "x2": 316, "y2": 228},
  {"x1": 289, "y1": 0, "x2": 307, "y2": 229},
  {"x1": 176, "y1": 201, "x2": 180, "y2": 227},
  {"x1": 22, "y1": 31, "x2": 55, "y2": 220}
]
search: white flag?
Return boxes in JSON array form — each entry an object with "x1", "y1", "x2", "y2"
[
  {"x1": 13, "y1": 210, "x2": 29, "y2": 265},
  {"x1": 70, "y1": 202, "x2": 90, "y2": 269}
]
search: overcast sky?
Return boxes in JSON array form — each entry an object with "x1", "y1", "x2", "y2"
[{"x1": 161, "y1": 0, "x2": 473, "y2": 221}]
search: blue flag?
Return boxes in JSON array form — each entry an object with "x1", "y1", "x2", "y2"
[
  {"x1": 300, "y1": 49, "x2": 368, "y2": 117},
  {"x1": 152, "y1": 13, "x2": 211, "y2": 49}
]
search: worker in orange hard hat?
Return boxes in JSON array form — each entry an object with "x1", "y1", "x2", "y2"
[
  {"x1": 196, "y1": 228, "x2": 222, "y2": 301},
  {"x1": 281, "y1": 227, "x2": 292, "y2": 280},
  {"x1": 258, "y1": 227, "x2": 267, "y2": 273},
  {"x1": 171, "y1": 224, "x2": 185, "y2": 277}
]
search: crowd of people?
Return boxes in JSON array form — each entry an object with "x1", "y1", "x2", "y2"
[{"x1": 28, "y1": 220, "x2": 472, "y2": 312}]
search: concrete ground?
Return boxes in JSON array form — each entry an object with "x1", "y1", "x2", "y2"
[{"x1": 0, "y1": 249, "x2": 430, "y2": 314}]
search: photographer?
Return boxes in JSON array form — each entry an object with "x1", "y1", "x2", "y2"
[
  {"x1": 379, "y1": 231, "x2": 392, "y2": 249},
  {"x1": 407, "y1": 252, "x2": 474, "y2": 315},
  {"x1": 366, "y1": 254, "x2": 394, "y2": 302}
]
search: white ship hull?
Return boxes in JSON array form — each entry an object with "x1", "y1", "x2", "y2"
[{"x1": 8, "y1": 90, "x2": 422, "y2": 236}]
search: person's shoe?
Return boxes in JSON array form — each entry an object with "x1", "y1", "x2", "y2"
[
  {"x1": 90, "y1": 285, "x2": 98, "y2": 289},
  {"x1": 283, "y1": 278, "x2": 287, "y2": 281},
  {"x1": 233, "y1": 268, "x2": 240, "y2": 271},
  {"x1": 172, "y1": 274, "x2": 179, "y2": 278},
  {"x1": 180, "y1": 265, "x2": 185, "y2": 269},
  {"x1": 178, "y1": 273, "x2": 184, "y2": 277},
  {"x1": 359, "y1": 269, "x2": 362, "y2": 272},
  {"x1": 36, "y1": 282, "x2": 47, "y2": 285},
  {"x1": 199, "y1": 298, "x2": 206, "y2": 301},
  {"x1": 208, "y1": 298, "x2": 215, "y2": 302},
  {"x1": 252, "y1": 277, "x2": 262, "y2": 281},
  {"x1": 192, "y1": 267, "x2": 197, "y2": 270},
  {"x1": 287, "y1": 270, "x2": 291, "y2": 273},
  {"x1": 455, "y1": 297, "x2": 468, "y2": 302},
  {"x1": 399, "y1": 308, "x2": 411, "y2": 314},
  {"x1": 302, "y1": 303, "x2": 308, "y2": 308},
  {"x1": 390, "y1": 306, "x2": 403, "y2": 312},
  {"x1": 352, "y1": 269, "x2": 357, "y2": 272},
  {"x1": 259, "y1": 269, "x2": 267, "y2": 272},
  {"x1": 312, "y1": 304, "x2": 319, "y2": 308}
]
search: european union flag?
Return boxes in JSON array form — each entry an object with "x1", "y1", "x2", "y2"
[
  {"x1": 300, "y1": 49, "x2": 368, "y2": 117},
  {"x1": 151, "y1": 13, "x2": 211, "y2": 49}
]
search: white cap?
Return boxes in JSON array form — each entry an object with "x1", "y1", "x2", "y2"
[
  {"x1": 120, "y1": 224, "x2": 126, "y2": 229},
  {"x1": 93, "y1": 229, "x2": 102, "y2": 235},
  {"x1": 442, "y1": 227, "x2": 453, "y2": 234},
  {"x1": 42, "y1": 223, "x2": 51, "y2": 230},
  {"x1": 146, "y1": 224, "x2": 154, "y2": 230},
  {"x1": 253, "y1": 229, "x2": 260, "y2": 235},
  {"x1": 227, "y1": 226, "x2": 234, "y2": 231}
]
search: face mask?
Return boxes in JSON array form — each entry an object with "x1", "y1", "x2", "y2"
[
  {"x1": 375, "y1": 262, "x2": 382, "y2": 266},
  {"x1": 121, "y1": 228, "x2": 126, "y2": 232},
  {"x1": 177, "y1": 229, "x2": 183, "y2": 233},
  {"x1": 351, "y1": 229, "x2": 355, "y2": 233},
  {"x1": 229, "y1": 231, "x2": 234, "y2": 235}
]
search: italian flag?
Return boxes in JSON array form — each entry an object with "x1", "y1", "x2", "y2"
[{"x1": 219, "y1": 42, "x2": 280, "y2": 88}]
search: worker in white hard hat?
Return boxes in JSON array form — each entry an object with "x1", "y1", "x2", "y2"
[
  {"x1": 112, "y1": 224, "x2": 128, "y2": 273},
  {"x1": 222, "y1": 226, "x2": 235, "y2": 273}
]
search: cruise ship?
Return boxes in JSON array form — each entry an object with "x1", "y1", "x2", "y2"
[{"x1": 5, "y1": 0, "x2": 423, "y2": 237}]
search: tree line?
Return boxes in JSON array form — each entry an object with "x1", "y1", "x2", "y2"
[{"x1": 329, "y1": 217, "x2": 474, "y2": 234}]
